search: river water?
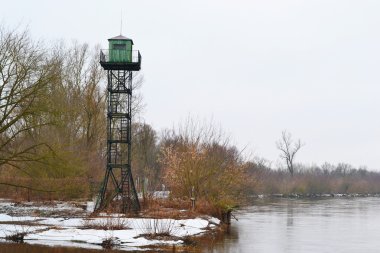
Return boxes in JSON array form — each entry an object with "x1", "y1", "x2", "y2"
[
  {"x1": 1, "y1": 197, "x2": 379, "y2": 252},
  {"x1": 206, "y1": 197, "x2": 380, "y2": 253}
]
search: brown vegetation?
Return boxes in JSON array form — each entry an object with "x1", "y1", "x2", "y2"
[{"x1": 159, "y1": 119, "x2": 249, "y2": 213}]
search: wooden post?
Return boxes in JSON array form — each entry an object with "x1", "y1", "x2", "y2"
[{"x1": 190, "y1": 186, "x2": 195, "y2": 210}]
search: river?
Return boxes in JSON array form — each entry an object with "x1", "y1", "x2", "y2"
[
  {"x1": 1, "y1": 197, "x2": 379, "y2": 252},
  {"x1": 206, "y1": 197, "x2": 380, "y2": 253}
]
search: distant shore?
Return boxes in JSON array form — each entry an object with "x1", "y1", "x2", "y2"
[{"x1": 249, "y1": 193, "x2": 380, "y2": 199}]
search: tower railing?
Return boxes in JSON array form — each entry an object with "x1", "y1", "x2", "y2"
[{"x1": 100, "y1": 49, "x2": 141, "y2": 64}]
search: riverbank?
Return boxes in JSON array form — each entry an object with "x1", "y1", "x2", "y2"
[{"x1": 0, "y1": 199, "x2": 222, "y2": 252}]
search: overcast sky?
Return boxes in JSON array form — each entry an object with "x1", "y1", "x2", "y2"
[{"x1": 1, "y1": 0, "x2": 380, "y2": 170}]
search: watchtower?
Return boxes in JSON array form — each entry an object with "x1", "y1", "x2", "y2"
[{"x1": 95, "y1": 34, "x2": 141, "y2": 213}]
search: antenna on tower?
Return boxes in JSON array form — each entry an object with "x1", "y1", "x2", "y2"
[{"x1": 120, "y1": 10, "x2": 123, "y2": 35}]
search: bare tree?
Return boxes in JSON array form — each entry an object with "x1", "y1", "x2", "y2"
[
  {"x1": 131, "y1": 73, "x2": 145, "y2": 119},
  {"x1": 0, "y1": 27, "x2": 56, "y2": 171},
  {"x1": 276, "y1": 130, "x2": 304, "y2": 176}
]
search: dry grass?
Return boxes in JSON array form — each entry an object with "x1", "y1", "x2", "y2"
[
  {"x1": 3, "y1": 219, "x2": 39, "y2": 243},
  {"x1": 139, "y1": 196, "x2": 226, "y2": 221},
  {"x1": 5, "y1": 232, "x2": 27, "y2": 243},
  {"x1": 193, "y1": 198, "x2": 221, "y2": 218},
  {"x1": 82, "y1": 216, "x2": 129, "y2": 230},
  {"x1": 0, "y1": 177, "x2": 92, "y2": 201},
  {"x1": 140, "y1": 197, "x2": 197, "y2": 219},
  {"x1": 137, "y1": 218, "x2": 179, "y2": 238}
]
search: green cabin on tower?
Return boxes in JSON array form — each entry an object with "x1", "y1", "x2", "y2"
[
  {"x1": 100, "y1": 34, "x2": 141, "y2": 71},
  {"x1": 108, "y1": 35, "x2": 133, "y2": 63}
]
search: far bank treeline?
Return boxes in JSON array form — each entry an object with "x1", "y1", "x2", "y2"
[{"x1": 1, "y1": 28, "x2": 380, "y2": 213}]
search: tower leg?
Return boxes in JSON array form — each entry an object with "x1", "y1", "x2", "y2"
[{"x1": 95, "y1": 70, "x2": 140, "y2": 213}]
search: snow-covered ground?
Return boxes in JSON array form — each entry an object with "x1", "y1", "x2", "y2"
[{"x1": 0, "y1": 200, "x2": 220, "y2": 251}]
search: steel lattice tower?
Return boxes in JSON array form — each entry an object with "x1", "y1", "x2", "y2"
[{"x1": 95, "y1": 35, "x2": 141, "y2": 213}]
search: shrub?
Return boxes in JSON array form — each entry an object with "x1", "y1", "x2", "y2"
[
  {"x1": 82, "y1": 216, "x2": 129, "y2": 230},
  {"x1": 138, "y1": 218, "x2": 179, "y2": 238}
]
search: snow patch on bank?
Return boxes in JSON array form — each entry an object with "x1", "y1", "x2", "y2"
[{"x1": 0, "y1": 199, "x2": 220, "y2": 251}]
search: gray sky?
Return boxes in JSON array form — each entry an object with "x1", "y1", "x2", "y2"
[{"x1": 1, "y1": 0, "x2": 379, "y2": 170}]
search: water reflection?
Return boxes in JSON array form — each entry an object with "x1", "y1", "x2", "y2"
[
  {"x1": 0, "y1": 242, "x2": 160, "y2": 253},
  {"x1": 0, "y1": 242, "x2": 117, "y2": 253},
  {"x1": 205, "y1": 197, "x2": 380, "y2": 253},
  {"x1": 286, "y1": 201, "x2": 294, "y2": 228}
]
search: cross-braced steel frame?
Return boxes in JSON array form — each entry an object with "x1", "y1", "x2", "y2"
[{"x1": 95, "y1": 69, "x2": 140, "y2": 213}]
